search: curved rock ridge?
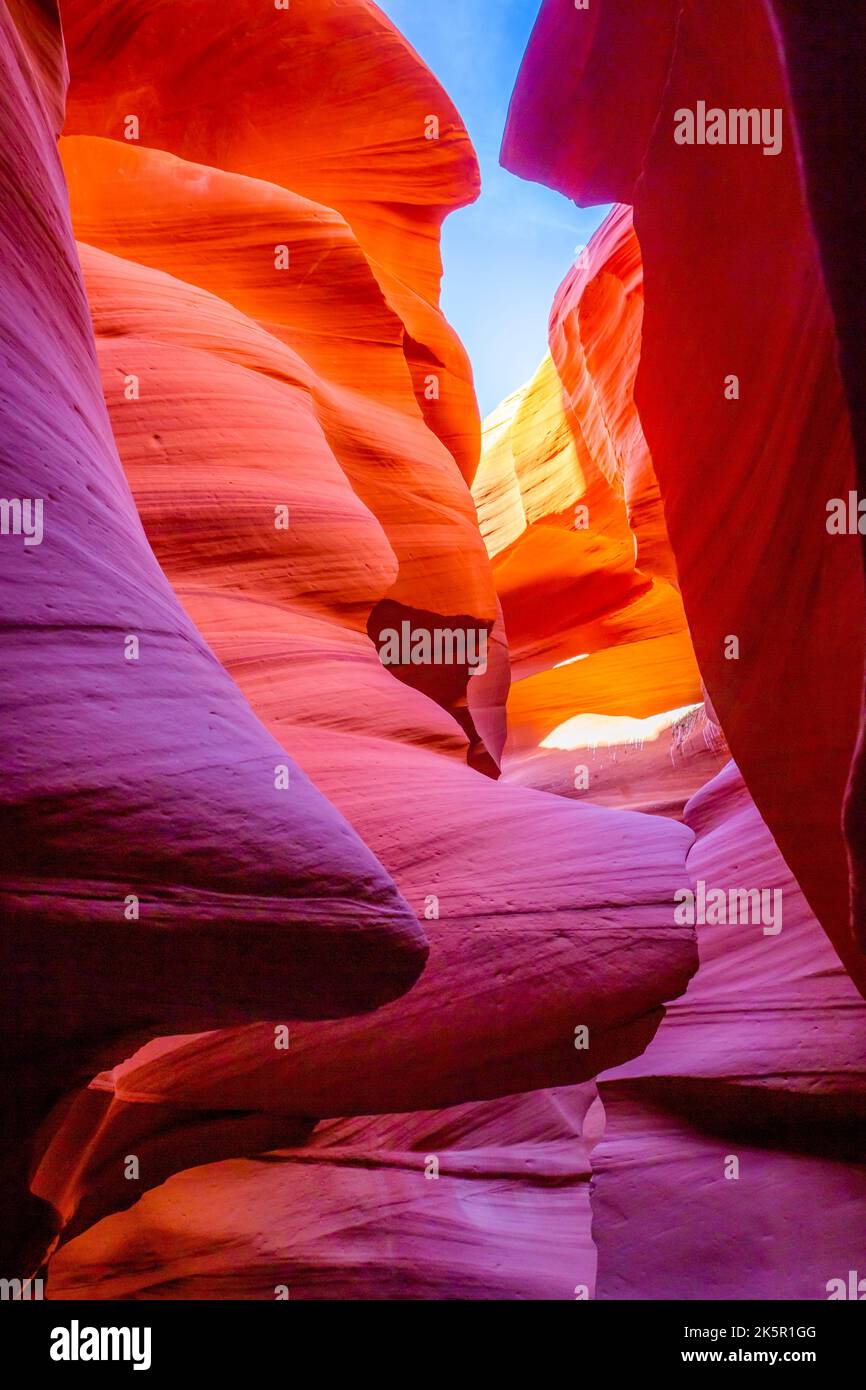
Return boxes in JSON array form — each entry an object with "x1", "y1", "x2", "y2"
[
  {"x1": 7, "y1": 0, "x2": 67, "y2": 132},
  {"x1": 48, "y1": 1088, "x2": 599, "y2": 1301},
  {"x1": 766, "y1": 1, "x2": 866, "y2": 954},
  {"x1": 547, "y1": 207, "x2": 676, "y2": 587},
  {"x1": 70, "y1": 234, "x2": 491, "y2": 758},
  {"x1": 473, "y1": 206, "x2": 721, "y2": 815},
  {"x1": 60, "y1": 0, "x2": 482, "y2": 480},
  {"x1": 593, "y1": 762, "x2": 866, "y2": 1300},
  {"x1": 35, "y1": 226, "x2": 699, "y2": 1236},
  {"x1": 14, "y1": 0, "x2": 709, "y2": 1291},
  {"x1": 765, "y1": 3, "x2": 866, "y2": 617},
  {"x1": 503, "y1": 0, "x2": 866, "y2": 988},
  {"x1": 28, "y1": 238, "x2": 699, "y2": 1282},
  {"x1": 55, "y1": 175, "x2": 698, "y2": 1116},
  {"x1": 13, "y1": 0, "x2": 845, "y2": 1306},
  {"x1": 59, "y1": 129, "x2": 500, "y2": 756},
  {"x1": 59, "y1": 133, "x2": 500, "y2": 751},
  {"x1": 0, "y1": 0, "x2": 428, "y2": 1282}
]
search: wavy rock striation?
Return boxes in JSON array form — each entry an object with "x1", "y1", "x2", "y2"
[
  {"x1": 503, "y1": 0, "x2": 866, "y2": 989},
  {"x1": 473, "y1": 205, "x2": 725, "y2": 816},
  {"x1": 0, "y1": 0, "x2": 427, "y2": 1283},
  {"x1": 0, "y1": 0, "x2": 705, "y2": 1298},
  {"x1": 594, "y1": 763, "x2": 866, "y2": 1299},
  {"x1": 501, "y1": 0, "x2": 866, "y2": 1300}
]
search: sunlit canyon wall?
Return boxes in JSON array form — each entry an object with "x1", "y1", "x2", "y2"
[{"x1": 0, "y1": 0, "x2": 864, "y2": 1299}]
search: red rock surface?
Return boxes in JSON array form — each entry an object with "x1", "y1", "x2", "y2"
[
  {"x1": 0, "y1": 0, "x2": 427, "y2": 1281},
  {"x1": 503, "y1": 0, "x2": 866, "y2": 990},
  {"x1": 0, "y1": 0, "x2": 704, "y2": 1299},
  {"x1": 61, "y1": 0, "x2": 481, "y2": 482},
  {"x1": 473, "y1": 205, "x2": 724, "y2": 816},
  {"x1": 48, "y1": 1089, "x2": 599, "y2": 1300},
  {"x1": 593, "y1": 763, "x2": 866, "y2": 1299},
  {"x1": 6, "y1": 0, "x2": 863, "y2": 1305},
  {"x1": 498, "y1": 0, "x2": 866, "y2": 1302}
]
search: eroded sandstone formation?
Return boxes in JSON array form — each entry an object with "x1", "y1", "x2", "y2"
[
  {"x1": 1, "y1": 0, "x2": 701, "y2": 1298},
  {"x1": 3, "y1": 0, "x2": 863, "y2": 1302},
  {"x1": 502, "y1": 0, "x2": 866, "y2": 1299},
  {"x1": 594, "y1": 763, "x2": 866, "y2": 1300},
  {"x1": 503, "y1": 0, "x2": 866, "y2": 993},
  {"x1": 472, "y1": 205, "x2": 727, "y2": 817},
  {"x1": 0, "y1": 0, "x2": 430, "y2": 1281}
]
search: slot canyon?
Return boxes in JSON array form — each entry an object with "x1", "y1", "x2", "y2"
[{"x1": 1, "y1": 0, "x2": 865, "y2": 1304}]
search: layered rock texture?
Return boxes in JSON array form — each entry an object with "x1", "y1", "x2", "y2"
[
  {"x1": 2, "y1": 0, "x2": 864, "y2": 1300},
  {"x1": 594, "y1": 763, "x2": 866, "y2": 1300},
  {"x1": 472, "y1": 204, "x2": 727, "y2": 818},
  {"x1": 0, "y1": 0, "x2": 431, "y2": 1282},
  {"x1": 500, "y1": 0, "x2": 866, "y2": 1298},
  {"x1": 503, "y1": 0, "x2": 866, "y2": 992}
]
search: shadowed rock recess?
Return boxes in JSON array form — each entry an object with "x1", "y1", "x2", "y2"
[{"x1": 0, "y1": 0, "x2": 863, "y2": 1299}]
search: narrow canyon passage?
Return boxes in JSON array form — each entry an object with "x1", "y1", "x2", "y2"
[{"x1": 1, "y1": 0, "x2": 865, "y2": 1305}]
